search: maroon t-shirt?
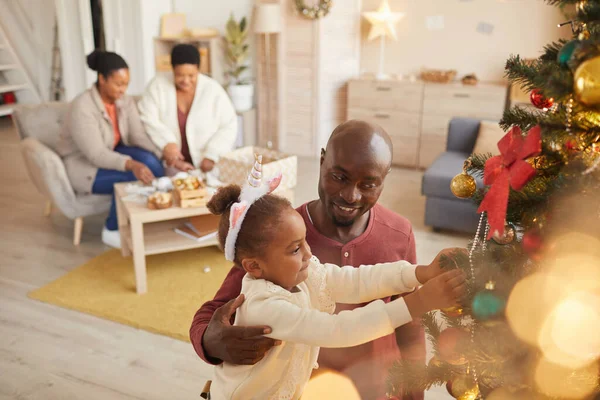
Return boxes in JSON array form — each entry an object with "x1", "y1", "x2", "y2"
[
  {"x1": 177, "y1": 108, "x2": 193, "y2": 165},
  {"x1": 189, "y1": 203, "x2": 425, "y2": 400}
]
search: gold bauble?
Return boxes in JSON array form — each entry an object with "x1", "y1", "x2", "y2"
[
  {"x1": 491, "y1": 223, "x2": 516, "y2": 245},
  {"x1": 450, "y1": 172, "x2": 476, "y2": 199},
  {"x1": 441, "y1": 306, "x2": 464, "y2": 317},
  {"x1": 574, "y1": 56, "x2": 600, "y2": 106},
  {"x1": 448, "y1": 375, "x2": 480, "y2": 400},
  {"x1": 428, "y1": 356, "x2": 443, "y2": 368},
  {"x1": 578, "y1": 29, "x2": 590, "y2": 40}
]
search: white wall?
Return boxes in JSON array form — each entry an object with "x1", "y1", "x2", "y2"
[
  {"x1": 360, "y1": 0, "x2": 567, "y2": 82},
  {"x1": 139, "y1": 1, "x2": 173, "y2": 90},
  {"x1": 171, "y1": 0, "x2": 566, "y2": 85},
  {"x1": 0, "y1": 0, "x2": 55, "y2": 102},
  {"x1": 103, "y1": 0, "x2": 172, "y2": 95},
  {"x1": 173, "y1": 0, "x2": 257, "y2": 83},
  {"x1": 55, "y1": 0, "x2": 96, "y2": 101}
]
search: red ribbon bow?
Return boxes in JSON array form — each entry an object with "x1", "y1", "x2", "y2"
[{"x1": 477, "y1": 125, "x2": 542, "y2": 238}]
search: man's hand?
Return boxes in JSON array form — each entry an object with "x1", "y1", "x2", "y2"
[
  {"x1": 405, "y1": 269, "x2": 467, "y2": 318},
  {"x1": 415, "y1": 248, "x2": 468, "y2": 284},
  {"x1": 200, "y1": 158, "x2": 215, "y2": 172},
  {"x1": 202, "y1": 294, "x2": 281, "y2": 365}
]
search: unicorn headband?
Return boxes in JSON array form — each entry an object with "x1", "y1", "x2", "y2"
[{"x1": 224, "y1": 154, "x2": 282, "y2": 261}]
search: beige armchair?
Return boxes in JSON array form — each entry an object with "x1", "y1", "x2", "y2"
[{"x1": 13, "y1": 102, "x2": 111, "y2": 245}]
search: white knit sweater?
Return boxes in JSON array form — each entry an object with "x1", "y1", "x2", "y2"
[
  {"x1": 137, "y1": 73, "x2": 237, "y2": 166},
  {"x1": 210, "y1": 256, "x2": 420, "y2": 400}
]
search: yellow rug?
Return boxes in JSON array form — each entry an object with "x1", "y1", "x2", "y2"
[{"x1": 28, "y1": 246, "x2": 231, "y2": 342}]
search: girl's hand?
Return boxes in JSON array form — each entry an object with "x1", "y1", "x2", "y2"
[
  {"x1": 404, "y1": 269, "x2": 467, "y2": 318},
  {"x1": 416, "y1": 248, "x2": 468, "y2": 284}
]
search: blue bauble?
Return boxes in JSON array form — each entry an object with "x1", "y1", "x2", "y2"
[
  {"x1": 472, "y1": 290, "x2": 505, "y2": 320},
  {"x1": 557, "y1": 40, "x2": 579, "y2": 68}
]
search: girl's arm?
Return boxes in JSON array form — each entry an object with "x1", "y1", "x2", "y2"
[
  {"x1": 244, "y1": 291, "x2": 411, "y2": 348},
  {"x1": 322, "y1": 260, "x2": 422, "y2": 304}
]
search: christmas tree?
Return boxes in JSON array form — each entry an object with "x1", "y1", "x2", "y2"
[{"x1": 387, "y1": 1, "x2": 600, "y2": 399}]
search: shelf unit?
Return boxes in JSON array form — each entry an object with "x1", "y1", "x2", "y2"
[{"x1": 153, "y1": 36, "x2": 224, "y2": 85}]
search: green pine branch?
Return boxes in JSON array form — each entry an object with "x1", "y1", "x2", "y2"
[
  {"x1": 504, "y1": 55, "x2": 573, "y2": 100},
  {"x1": 386, "y1": 360, "x2": 452, "y2": 395},
  {"x1": 499, "y1": 106, "x2": 543, "y2": 132},
  {"x1": 577, "y1": 1, "x2": 600, "y2": 24},
  {"x1": 421, "y1": 312, "x2": 441, "y2": 357},
  {"x1": 540, "y1": 39, "x2": 568, "y2": 62}
]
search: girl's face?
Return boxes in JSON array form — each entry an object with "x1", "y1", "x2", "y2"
[{"x1": 242, "y1": 208, "x2": 313, "y2": 291}]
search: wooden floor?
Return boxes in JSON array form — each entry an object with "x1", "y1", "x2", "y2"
[{"x1": 0, "y1": 117, "x2": 465, "y2": 399}]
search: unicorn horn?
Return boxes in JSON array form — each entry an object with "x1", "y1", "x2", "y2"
[{"x1": 247, "y1": 154, "x2": 263, "y2": 188}]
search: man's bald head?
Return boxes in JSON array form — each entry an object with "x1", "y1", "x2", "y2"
[
  {"x1": 324, "y1": 120, "x2": 393, "y2": 168},
  {"x1": 317, "y1": 120, "x2": 393, "y2": 227}
]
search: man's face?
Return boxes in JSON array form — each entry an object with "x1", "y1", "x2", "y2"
[{"x1": 317, "y1": 140, "x2": 390, "y2": 227}]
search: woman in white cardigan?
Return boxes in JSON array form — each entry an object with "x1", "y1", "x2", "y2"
[{"x1": 138, "y1": 44, "x2": 237, "y2": 173}]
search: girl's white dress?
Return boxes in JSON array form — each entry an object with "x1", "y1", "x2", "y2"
[{"x1": 211, "y1": 256, "x2": 420, "y2": 400}]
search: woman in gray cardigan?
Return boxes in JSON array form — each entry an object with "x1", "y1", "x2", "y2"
[{"x1": 59, "y1": 50, "x2": 164, "y2": 248}]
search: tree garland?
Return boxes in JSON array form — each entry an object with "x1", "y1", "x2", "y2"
[{"x1": 294, "y1": 0, "x2": 332, "y2": 20}]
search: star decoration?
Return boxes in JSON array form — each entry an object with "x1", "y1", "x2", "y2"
[{"x1": 362, "y1": 0, "x2": 404, "y2": 41}]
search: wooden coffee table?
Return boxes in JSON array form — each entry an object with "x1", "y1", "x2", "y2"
[{"x1": 114, "y1": 182, "x2": 294, "y2": 294}]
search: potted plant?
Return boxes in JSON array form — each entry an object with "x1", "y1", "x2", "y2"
[{"x1": 224, "y1": 14, "x2": 253, "y2": 112}]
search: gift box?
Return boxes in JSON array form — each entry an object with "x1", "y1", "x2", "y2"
[
  {"x1": 217, "y1": 147, "x2": 297, "y2": 190},
  {"x1": 172, "y1": 176, "x2": 209, "y2": 208}
]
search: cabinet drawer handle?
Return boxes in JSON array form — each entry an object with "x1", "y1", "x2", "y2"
[
  {"x1": 453, "y1": 93, "x2": 470, "y2": 98},
  {"x1": 374, "y1": 113, "x2": 390, "y2": 119},
  {"x1": 376, "y1": 86, "x2": 392, "y2": 91}
]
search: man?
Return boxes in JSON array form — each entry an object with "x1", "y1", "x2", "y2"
[{"x1": 190, "y1": 120, "x2": 425, "y2": 399}]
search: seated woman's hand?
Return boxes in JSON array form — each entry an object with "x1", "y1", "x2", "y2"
[
  {"x1": 200, "y1": 158, "x2": 215, "y2": 172},
  {"x1": 126, "y1": 160, "x2": 155, "y2": 184},
  {"x1": 172, "y1": 159, "x2": 195, "y2": 172},
  {"x1": 163, "y1": 143, "x2": 184, "y2": 166},
  {"x1": 415, "y1": 247, "x2": 468, "y2": 284}
]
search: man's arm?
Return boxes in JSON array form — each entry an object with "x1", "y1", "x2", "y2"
[
  {"x1": 189, "y1": 266, "x2": 280, "y2": 366},
  {"x1": 190, "y1": 266, "x2": 244, "y2": 364}
]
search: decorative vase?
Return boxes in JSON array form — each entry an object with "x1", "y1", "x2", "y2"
[{"x1": 228, "y1": 84, "x2": 254, "y2": 112}]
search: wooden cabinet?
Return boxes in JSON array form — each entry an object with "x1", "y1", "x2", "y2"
[
  {"x1": 347, "y1": 79, "x2": 507, "y2": 168},
  {"x1": 348, "y1": 80, "x2": 424, "y2": 168},
  {"x1": 257, "y1": 0, "x2": 362, "y2": 157}
]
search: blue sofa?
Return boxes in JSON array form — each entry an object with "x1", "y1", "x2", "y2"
[{"x1": 421, "y1": 118, "x2": 485, "y2": 233}]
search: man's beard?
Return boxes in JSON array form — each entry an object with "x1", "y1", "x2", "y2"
[{"x1": 330, "y1": 213, "x2": 356, "y2": 227}]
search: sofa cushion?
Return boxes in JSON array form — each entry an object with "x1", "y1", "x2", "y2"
[
  {"x1": 473, "y1": 120, "x2": 505, "y2": 155},
  {"x1": 422, "y1": 151, "x2": 483, "y2": 199},
  {"x1": 13, "y1": 102, "x2": 69, "y2": 153}
]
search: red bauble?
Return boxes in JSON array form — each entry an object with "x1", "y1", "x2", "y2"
[
  {"x1": 530, "y1": 89, "x2": 554, "y2": 110},
  {"x1": 2, "y1": 92, "x2": 16, "y2": 104},
  {"x1": 438, "y1": 327, "x2": 468, "y2": 365},
  {"x1": 565, "y1": 139, "x2": 581, "y2": 153},
  {"x1": 522, "y1": 229, "x2": 543, "y2": 259}
]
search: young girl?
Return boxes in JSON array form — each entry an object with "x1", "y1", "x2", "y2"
[{"x1": 207, "y1": 155, "x2": 466, "y2": 400}]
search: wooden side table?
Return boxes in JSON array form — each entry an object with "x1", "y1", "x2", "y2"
[{"x1": 114, "y1": 183, "x2": 294, "y2": 294}]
